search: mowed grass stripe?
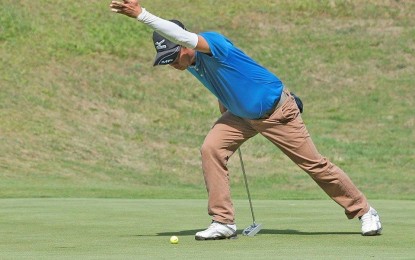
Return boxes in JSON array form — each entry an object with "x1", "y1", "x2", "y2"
[{"x1": 1, "y1": 199, "x2": 414, "y2": 259}]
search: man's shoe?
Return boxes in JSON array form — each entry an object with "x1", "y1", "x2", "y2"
[
  {"x1": 195, "y1": 221, "x2": 237, "y2": 240},
  {"x1": 359, "y1": 207, "x2": 382, "y2": 236}
]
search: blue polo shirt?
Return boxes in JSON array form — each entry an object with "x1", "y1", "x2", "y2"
[{"x1": 187, "y1": 32, "x2": 283, "y2": 119}]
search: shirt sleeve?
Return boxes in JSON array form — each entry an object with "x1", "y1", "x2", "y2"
[{"x1": 199, "y1": 32, "x2": 232, "y2": 61}]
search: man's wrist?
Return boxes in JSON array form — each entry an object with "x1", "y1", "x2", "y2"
[{"x1": 136, "y1": 8, "x2": 147, "y2": 20}]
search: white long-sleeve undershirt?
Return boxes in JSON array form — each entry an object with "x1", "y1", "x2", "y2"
[{"x1": 137, "y1": 8, "x2": 199, "y2": 49}]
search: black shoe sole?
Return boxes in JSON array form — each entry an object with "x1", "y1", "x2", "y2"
[
  {"x1": 362, "y1": 228, "x2": 382, "y2": 236},
  {"x1": 195, "y1": 234, "x2": 238, "y2": 241}
]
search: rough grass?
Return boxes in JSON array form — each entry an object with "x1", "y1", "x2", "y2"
[{"x1": 0, "y1": 0, "x2": 414, "y2": 199}]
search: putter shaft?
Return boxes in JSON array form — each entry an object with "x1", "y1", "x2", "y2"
[{"x1": 237, "y1": 148, "x2": 256, "y2": 224}]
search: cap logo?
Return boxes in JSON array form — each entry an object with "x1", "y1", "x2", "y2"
[
  {"x1": 161, "y1": 59, "x2": 174, "y2": 64},
  {"x1": 155, "y1": 39, "x2": 167, "y2": 50}
]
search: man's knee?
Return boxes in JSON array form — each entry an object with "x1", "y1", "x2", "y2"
[
  {"x1": 201, "y1": 140, "x2": 232, "y2": 165},
  {"x1": 200, "y1": 141, "x2": 217, "y2": 157},
  {"x1": 302, "y1": 157, "x2": 333, "y2": 180}
]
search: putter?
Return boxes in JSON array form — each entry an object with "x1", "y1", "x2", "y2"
[{"x1": 237, "y1": 148, "x2": 262, "y2": 236}]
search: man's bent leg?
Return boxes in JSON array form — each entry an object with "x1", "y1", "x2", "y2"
[
  {"x1": 201, "y1": 112, "x2": 257, "y2": 224},
  {"x1": 253, "y1": 93, "x2": 369, "y2": 219}
]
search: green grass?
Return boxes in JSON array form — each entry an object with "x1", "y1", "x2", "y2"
[
  {"x1": 1, "y1": 199, "x2": 414, "y2": 259},
  {"x1": 1, "y1": 0, "x2": 414, "y2": 200},
  {"x1": 1, "y1": 1, "x2": 413, "y2": 258}
]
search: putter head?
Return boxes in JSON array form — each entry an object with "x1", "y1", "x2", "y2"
[{"x1": 242, "y1": 223, "x2": 262, "y2": 236}]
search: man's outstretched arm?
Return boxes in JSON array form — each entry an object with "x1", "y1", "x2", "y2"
[{"x1": 109, "y1": 0, "x2": 210, "y2": 53}]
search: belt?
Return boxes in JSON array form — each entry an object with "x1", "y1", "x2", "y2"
[{"x1": 260, "y1": 89, "x2": 288, "y2": 119}]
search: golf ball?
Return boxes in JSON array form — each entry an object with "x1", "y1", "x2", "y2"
[{"x1": 170, "y1": 236, "x2": 179, "y2": 244}]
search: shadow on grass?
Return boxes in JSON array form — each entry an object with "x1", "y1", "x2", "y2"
[{"x1": 135, "y1": 229, "x2": 360, "y2": 237}]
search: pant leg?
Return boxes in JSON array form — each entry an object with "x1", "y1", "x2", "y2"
[
  {"x1": 201, "y1": 112, "x2": 258, "y2": 224},
  {"x1": 248, "y1": 91, "x2": 369, "y2": 219}
]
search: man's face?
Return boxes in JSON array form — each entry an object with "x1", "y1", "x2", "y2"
[{"x1": 169, "y1": 48, "x2": 194, "y2": 71}]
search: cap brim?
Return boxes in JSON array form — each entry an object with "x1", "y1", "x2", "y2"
[{"x1": 153, "y1": 46, "x2": 181, "y2": 66}]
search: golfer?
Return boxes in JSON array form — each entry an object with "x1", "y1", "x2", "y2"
[{"x1": 110, "y1": 0, "x2": 382, "y2": 240}]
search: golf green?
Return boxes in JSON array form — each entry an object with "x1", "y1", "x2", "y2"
[{"x1": 1, "y1": 199, "x2": 414, "y2": 259}]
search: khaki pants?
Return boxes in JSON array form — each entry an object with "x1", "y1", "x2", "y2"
[{"x1": 201, "y1": 89, "x2": 369, "y2": 224}]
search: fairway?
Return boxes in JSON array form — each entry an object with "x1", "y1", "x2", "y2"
[{"x1": 1, "y1": 199, "x2": 414, "y2": 259}]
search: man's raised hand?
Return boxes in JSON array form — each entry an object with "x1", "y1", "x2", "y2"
[{"x1": 110, "y1": 0, "x2": 142, "y2": 18}]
